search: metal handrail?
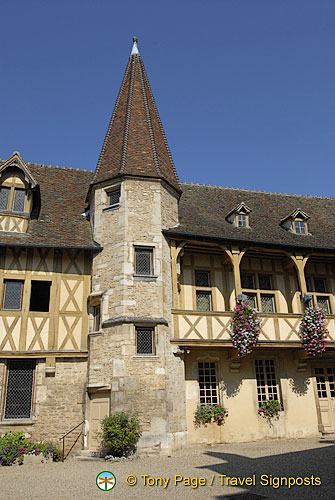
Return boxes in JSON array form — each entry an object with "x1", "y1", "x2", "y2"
[{"x1": 60, "y1": 420, "x2": 84, "y2": 461}]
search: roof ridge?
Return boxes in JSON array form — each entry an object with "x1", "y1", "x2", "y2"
[
  {"x1": 93, "y1": 57, "x2": 132, "y2": 182},
  {"x1": 0, "y1": 159, "x2": 93, "y2": 174},
  {"x1": 181, "y1": 182, "x2": 335, "y2": 200},
  {"x1": 138, "y1": 56, "x2": 162, "y2": 178},
  {"x1": 141, "y1": 59, "x2": 181, "y2": 190}
]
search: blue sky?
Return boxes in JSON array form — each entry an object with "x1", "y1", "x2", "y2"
[{"x1": 1, "y1": 0, "x2": 334, "y2": 196}]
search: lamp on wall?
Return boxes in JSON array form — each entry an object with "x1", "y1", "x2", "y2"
[
  {"x1": 302, "y1": 293, "x2": 313, "y2": 304},
  {"x1": 237, "y1": 293, "x2": 248, "y2": 302}
]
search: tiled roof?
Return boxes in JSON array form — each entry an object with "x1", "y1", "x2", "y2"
[
  {"x1": 0, "y1": 160, "x2": 97, "y2": 249},
  {"x1": 166, "y1": 183, "x2": 335, "y2": 250},
  {"x1": 92, "y1": 48, "x2": 181, "y2": 193}
]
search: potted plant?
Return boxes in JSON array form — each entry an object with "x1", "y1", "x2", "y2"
[
  {"x1": 299, "y1": 306, "x2": 328, "y2": 357},
  {"x1": 230, "y1": 302, "x2": 262, "y2": 356}
]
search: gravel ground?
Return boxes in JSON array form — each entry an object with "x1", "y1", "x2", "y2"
[{"x1": 1, "y1": 437, "x2": 334, "y2": 500}]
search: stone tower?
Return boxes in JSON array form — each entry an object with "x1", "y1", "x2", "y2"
[{"x1": 85, "y1": 38, "x2": 187, "y2": 454}]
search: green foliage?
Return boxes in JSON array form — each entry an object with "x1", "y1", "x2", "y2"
[
  {"x1": 258, "y1": 398, "x2": 282, "y2": 419},
  {"x1": 194, "y1": 404, "x2": 228, "y2": 428},
  {"x1": 100, "y1": 412, "x2": 142, "y2": 457},
  {"x1": 0, "y1": 432, "x2": 28, "y2": 466},
  {"x1": 0, "y1": 432, "x2": 62, "y2": 465}
]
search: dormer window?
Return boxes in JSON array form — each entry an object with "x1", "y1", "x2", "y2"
[
  {"x1": 293, "y1": 219, "x2": 306, "y2": 234},
  {"x1": 280, "y1": 208, "x2": 310, "y2": 236},
  {"x1": 238, "y1": 213, "x2": 247, "y2": 227},
  {"x1": 226, "y1": 202, "x2": 251, "y2": 228},
  {"x1": 0, "y1": 152, "x2": 38, "y2": 234}
]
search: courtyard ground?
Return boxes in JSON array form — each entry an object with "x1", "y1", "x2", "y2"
[{"x1": 1, "y1": 437, "x2": 334, "y2": 500}]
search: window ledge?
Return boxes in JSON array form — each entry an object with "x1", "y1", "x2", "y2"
[
  {"x1": 88, "y1": 330, "x2": 103, "y2": 337},
  {"x1": 102, "y1": 204, "x2": 120, "y2": 213},
  {"x1": 0, "y1": 419, "x2": 35, "y2": 426},
  {"x1": 134, "y1": 274, "x2": 158, "y2": 281},
  {"x1": 132, "y1": 355, "x2": 160, "y2": 360}
]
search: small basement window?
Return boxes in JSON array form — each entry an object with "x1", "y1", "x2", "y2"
[{"x1": 29, "y1": 281, "x2": 52, "y2": 312}]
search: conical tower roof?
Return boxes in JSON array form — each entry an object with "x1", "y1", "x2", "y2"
[{"x1": 92, "y1": 38, "x2": 181, "y2": 193}]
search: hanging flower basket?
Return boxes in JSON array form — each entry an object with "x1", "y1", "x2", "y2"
[
  {"x1": 299, "y1": 306, "x2": 328, "y2": 357},
  {"x1": 230, "y1": 302, "x2": 262, "y2": 356}
]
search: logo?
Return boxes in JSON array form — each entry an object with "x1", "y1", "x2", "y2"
[{"x1": 96, "y1": 471, "x2": 116, "y2": 491}]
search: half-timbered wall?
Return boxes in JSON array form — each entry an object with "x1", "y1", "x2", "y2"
[{"x1": 0, "y1": 247, "x2": 91, "y2": 353}]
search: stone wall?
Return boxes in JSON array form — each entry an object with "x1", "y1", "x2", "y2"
[
  {"x1": 88, "y1": 177, "x2": 187, "y2": 454},
  {"x1": 0, "y1": 358, "x2": 87, "y2": 455}
]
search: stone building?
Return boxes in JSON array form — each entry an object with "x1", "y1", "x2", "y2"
[{"x1": 0, "y1": 39, "x2": 334, "y2": 455}]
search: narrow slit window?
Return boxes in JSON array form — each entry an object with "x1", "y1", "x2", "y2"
[
  {"x1": 93, "y1": 305, "x2": 101, "y2": 331},
  {"x1": 4, "y1": 359, "x2": 35, "y2": 420},
  {"x1": 29, "y1": 281, "x2": 51, "y2": 312},
  {"x1": 2, "y1": 280, "x2": 24, "y2": 310}
]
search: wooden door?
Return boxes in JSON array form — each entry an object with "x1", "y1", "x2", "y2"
[
  {"x1": 88, "y1": 393, "x2": 110, "y2": 450},
  {"x1": 314, "y1": 367, "x2": 335, "y2": 432}
]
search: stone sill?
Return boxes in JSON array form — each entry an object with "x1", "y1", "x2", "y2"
[
  {"x1": 132, "y1": 355, "x2": 160, "y2": 361},
  {"x1": 0, "y1": 419, "x2": 35, "y2": 426},
  {"x1": 88, "y1": 330, "x2": 103, "y2": 337},
  {"x1": 102, "y1": 204, "x2": 120, "y2": 213},
  {"x1": 134, "y1": 274, "x2": 158, "y2": 281}
]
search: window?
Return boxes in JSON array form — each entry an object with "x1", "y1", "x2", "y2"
[
  {"x1": 195, "y1": 270, "x2": 210, "y2": 287},
  {"x1": 0, "y1": 187, "x2": 10, "y2": 210},
  {"x1": 135, "y1": 248, "x2": 153, "y2": 276},
  {"x1": 241, "y1": 273, "x2": 276, "y2": 312},
  {"x1": 29, "y1": 281, "x2": 51, "y2": 312},
  {"x1": 307, "y1": 277, "x2": 331, "y2": 314},
  {"x1": 3, "y1": 359, "x2": 35, "y2": 420},
  {"x1": 196, "y1": 291, "x2": 212, "y2": 311},
  {"x1": 293, "y1": 219, "x2": 306, "y2": 234},
  {"x1": 255, "y1": 359, "x2": 280, "y2": 406},
  {"x1": 0, "y1": 186, "x2": 27, "y2": 213},
  {"x1": 238, "y1": 214, "x2": 247, "y2": 227},
  {"x1": 315, "y1": 367, "x2": 334, "y2": 399},
  {"x1": 93, "y1": 305, "x2": 101, "y2": 331},
  {"x1": 108, "y1": 189, "x2": 120, "y2": 207},
  {"x1": 2, "y1": 280, "x2": 24, "y2": 310},
  {"x1": 136, "y1": 328, "x2": 154, "y2": 355},
  {"x1": 198, "y1": 362, "x2": 218, "y2": 405}
]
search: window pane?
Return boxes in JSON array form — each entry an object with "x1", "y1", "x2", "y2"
[
  {"x1": 245, "y1": 293, "x2": 256, "y2": 309},
  {"x1": 314, "y1": 278, "x2": 326, "y2": 293},
  {"x1": 198, "y1": 362, "x2": 217, "y2": 405},
  {"x1": 195, "y1": 270, "x2": 210, "y2": 287},
  {"x1": 255, "y1": 359, "x2": 279, "y2": 406},
  {"x1": 13, "y1": 189, "x2": 26, "y2": 212},
  {"x1": 0, "y1": 186, "x2": 10, "y2": 210},
  {"x1": 261, "y1": 294, "x2": 275, "y2": 313},
  {"x1": 4, "y1": 359, "x2": 35, "y2": 419},
  {"x1": 238, "y1": 214, "x2": 247, "y2": 227},
  {"x1": 29, "y1": 281, "x2": 51, "y2": 312},
  {"x1": 93, "y1": 305, "x2": 101, "y2": 331},
  {"x1": 316, "y1": 296, "x2": 329, "y2": 314},
  {"x1": 109, "y1": 189, "x2": 120, "y2": 206},
  {"x1": 136, "y1": 329, "x2": 153, "y2": 354},
  {"x1": 259, "y1": 275, "x2": 272, "y2": 290},
  {"x1": 196, "y1": 291, "x2": 211, "y2": 311},
  {"x1": 294, "y1": 220, "x2": 306, "y2": 234},
  {"x1": 135, "y1": 249, "x2": 152, "y2": 275},
  {"x1": 241, "y1": 274, "x2": 254, "y2": 289},
  {"x1": 3, "y1": 280, "x2": 24, "y2": 310}
]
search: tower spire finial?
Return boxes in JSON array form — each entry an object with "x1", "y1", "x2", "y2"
[{"x1": 131, "y1": 36, "x2": 140, "y2": 56}]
